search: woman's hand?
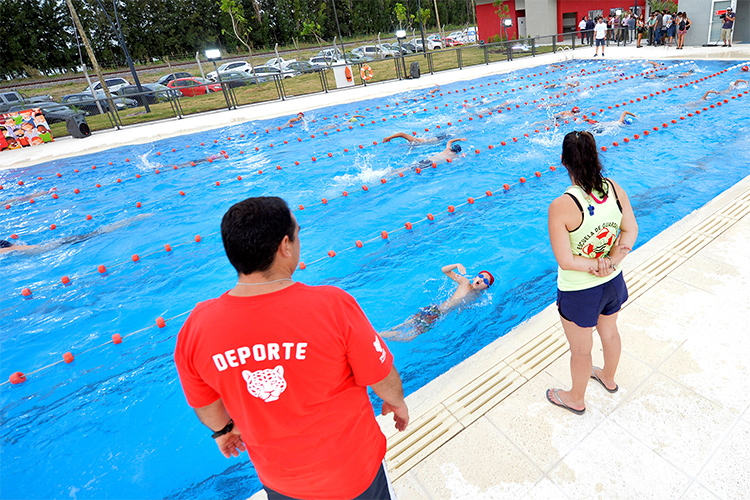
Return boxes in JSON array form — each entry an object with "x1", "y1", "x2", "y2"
[{"x1": 589, "y1": 257, "x2": 615, "y2": 277}]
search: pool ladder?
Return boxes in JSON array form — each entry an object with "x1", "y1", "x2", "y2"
[{"x1": 557, "y1": 46, "x2": 573, "y2": 61}]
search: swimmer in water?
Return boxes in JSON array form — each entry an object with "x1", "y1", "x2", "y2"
[
  {"x1": 383, "y1": 132, "x2": 449, "y2": 145},
  {"x1": 700, "y1": 79, "x2": 748, "y2": 100},
  {"x1": 581, "y1": 111, "x2": 636, "y2": 132},
  {"x1": 2, "y1": 187, "x2": 57, "y2": 205},
  {"x1": 0, "y1": 213, "x2": 152, "y2": 256},
  {"x1": 544, "y1": 80, "x2": 580, "y2": 89},
  {"x1": 380, "y1": 263, "x2": 494, "y2": 341},
  {"x1": 419, "y1": 138, "x2": 467, "y2": 166},
  {"x1": 286, "y1": 112, "x2": 304, "y2": 126},
  {"x1": 347, "y1": 114, "x2": 366, "y2": 122}
]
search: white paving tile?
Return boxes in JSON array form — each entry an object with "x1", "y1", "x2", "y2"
[
  {"x1": 484, "y1": 372, "x2": 605, "y2": 472},
  {"x1": 697, "y1": 419, "x2": 750, "y2": 500},
  {"x1": 617, "y1": 302, "x2": 692, "y2": 367},
  {"x1": 609, "y1": 372, "x2": 737, "y2": 476},
  {"x1": 697, "y1": 217, "x2": 750, "y2": 272},
  {"x1": 635, "y1": 277, "x2": 725, "y2": 333},
  {"x1": 680, "y1": 481, "x2": 720, "y2": 500},
  {"x1": 391, "y1": 471, "x2": 434, "y2": 500},
  {"x1": 669, "y1": 253, "x2": 750, "y2": 310},
  {"x1": 549, "y1": 419, "x2": 689, "y2": 500},
  {"x1": 520, "y1": 477, "x2": 571, "y2": 499},
  {"x1": 410, "y1": 417, "x2": 543, "y2": 500}
]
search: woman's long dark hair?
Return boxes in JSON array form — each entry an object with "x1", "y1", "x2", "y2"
[{"x1": 561, "y1": 131, "x2": 606, "y2": 195}]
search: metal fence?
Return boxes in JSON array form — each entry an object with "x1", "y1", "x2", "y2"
[{"x1": 65, "y1": 29, "x2": 636, "y2": 137}]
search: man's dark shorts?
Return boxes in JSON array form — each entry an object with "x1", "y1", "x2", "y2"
[
  {"x1": 557, "y1": 272, "x2": 628, "y2": 328},
  {"x1": 264, "y1": 461, "x2": 395, "y2": 500},
  {"x1": 596, "y1": 38, "x2": 606, "y2": 47}
]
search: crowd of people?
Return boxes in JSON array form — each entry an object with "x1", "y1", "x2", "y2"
[{"x1": 577, "y1": 9, "x2": 699, "y2": 50}]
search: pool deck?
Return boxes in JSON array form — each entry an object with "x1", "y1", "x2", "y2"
[{"x1": 4, "y1": 44, "x2": 749, "y2": 499}]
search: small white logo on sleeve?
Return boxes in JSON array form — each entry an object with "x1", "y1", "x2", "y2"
[
  {"x1": 373, "y1": 336, "x2": 386, "y2": 363},
  {"x1": 243, "y1": 365, "x2": 287, "y2": 402}
]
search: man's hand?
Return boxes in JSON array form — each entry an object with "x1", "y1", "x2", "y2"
[
  {"x1": 215, "y1": 427, "x2": 246, "y2": 458},
  {"x1": 382, "y1": 401, "x2": 410, "y2": 432},
  {"x1": 456, "y1": 263, "x2": 467, "y2": 275}
]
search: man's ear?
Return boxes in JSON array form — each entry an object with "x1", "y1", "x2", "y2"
[{"x1": 278, "y1": 235, "x2": 292, "y2": 258}]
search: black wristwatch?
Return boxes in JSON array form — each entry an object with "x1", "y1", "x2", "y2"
[{"x1": 211, "y1": 419, "x2": 234, "y2": 439}]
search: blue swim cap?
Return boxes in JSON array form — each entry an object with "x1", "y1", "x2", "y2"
[
  {"x1": 0, "y1": 240, "x2": 12, "y2": 248},
  {"x1": 451, "y1": 143, "x2": 462, "y2": 153},
  {"x1": 623, "y1": 116, "x2": 634, "y2": 125}
]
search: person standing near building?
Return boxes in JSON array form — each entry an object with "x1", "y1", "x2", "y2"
[
  {"x1": 654, "y1": 10, "x2": 664, "y2": 45},
  {"x1": 174, "y1": 196, "x2": 410, "y2": 500},
  {"x1": 647, "y1": 12, "x2": 657, "y2": 46},
  {"x1": 721, "y1": 7, "x2": 736, "y2": 47},
  {"x1": 627, "y1": 13, "x2": 637, "y2": 42},
  {"x1": 578, "y1": 16, "x2": 588, "y2": 43},
  {"x1": 585, "y1": 16, "x2": 596, "y2": 45},
  {"x1": 545, "y1": 131, "x2": 638, "y2": 416},
  {"x1": 594, "y1": 16, "x2": 608, "y2": 57}
]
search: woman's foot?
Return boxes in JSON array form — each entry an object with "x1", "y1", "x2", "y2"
[
  {"x1": 546, "y1": 388, "x2": 586, "y2": 415},
  {"x1": 591, "y1": 366, "x2": 618, "y2": 393}
]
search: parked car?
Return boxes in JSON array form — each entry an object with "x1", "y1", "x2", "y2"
[
  {"x1": 115, "y1": 83, "x2": 179, "y2": 105},
  {"x1": 0, "y1": 91, "x2": 54, "y2": 112},
  {"x1": 8, "y1": 102, "x2": 88, "y2": 124},
  {"x1": 167, "y1": 77, "x2": 222, "y2": 97},
  {"x1": 352, "y1": 45, "x2": 393, "y2": 59},
  {"x1": 308, "y1": 55, "x2": 340, "y2": 68},
  {"x1": 344, "y1": 52, "x2": 371, "y2": 64},
  {"x1": 402, "y1": 41, "x2": 423, "y2": 53},
  {"x1": 382, "y1": 42, "x2": 412, "y2": 55},
  {"x1": 82, "y1": 77, "x2": 131, "y2": 93},
  {"x1": 251, "y1": 65, "x2": 294, "y2": 79},
  {"x1": 285, "y1": 61, "x2": 316, "y2": 74},
  {"x1": 444, "y1": 36, "x2": 465, "y2": 47},
  {"x1": 155, "y1": 72, "x2": 192, "y2": 86},
  {"x1": 61, "y1": 92, "x2": 137, "y2": 114},
  {"x1": 425, "y1": 35, "x2": 443, "y2": 49},
  {"x1": 265, "y1": 57, "x2": 296, "y2": 70},
  {"x1": 206, "y1": 61, "x2": 253, "y2": 81},
  {"x1": 317, "y1": 48, "x2": 344, "y2": 59}
]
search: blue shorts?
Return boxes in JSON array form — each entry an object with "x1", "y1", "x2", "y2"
[
  {"x1": 596, "y1": 38, "x2": 605, "y2": 46},
  {"x1": 557, "y1": 272, "x2": 628, "y2": 328}
]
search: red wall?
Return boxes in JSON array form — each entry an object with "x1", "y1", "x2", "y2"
[
  {"x1": 477, "y1": 0, "x2": 646, "y2": 42},
  {"x1": 477, "y1": 3, "x2": 518, "y2": 42}
]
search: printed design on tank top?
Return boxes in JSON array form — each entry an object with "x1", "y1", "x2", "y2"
[
  {"x1": 373, "y1": 335, "x2": 386, "y2": 363},
  {"x1": 243, "y1": 365, "x2": 287, "y2": 402},
  {"x1": 577, "y1": 222, "x2": 619, "y2": 258}
]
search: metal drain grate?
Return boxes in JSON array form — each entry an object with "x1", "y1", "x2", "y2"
[
  {"x1": 694, "y1": 214, "x2": 736, "y2": 238},
  {"x1": 444, "y1": 362, "x2": 525, "y2": 425},
  {"x1": 670, "y1": 231, "x2": 712, "y2": 258},
  {"x1": 635, "y1": 251, "x2": 686, "y2": 281}
]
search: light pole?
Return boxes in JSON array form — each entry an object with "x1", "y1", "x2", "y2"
[
  {"x1": 206, "y1": 49, "x2": 232, "y2": 110},
  {"x1": 396, "y1": 29, "x2": 407, "y2": 78},
  {"x1": 330, "y1": 0, "x2": 347, "y2": 60}
]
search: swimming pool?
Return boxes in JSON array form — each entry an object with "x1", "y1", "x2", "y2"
[{"x1": 2, "y1": 58, "x2": 749, "y2": 499}]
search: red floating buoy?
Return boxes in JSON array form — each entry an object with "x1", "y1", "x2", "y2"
[
  {"x1": 503, "y1": 183, "x2": 510, "y2": 190},
  {"x1": 362, "y1": 185, "x2": 369, "y2": 191},
  {"x1": 299, "y1": 262, "x2": 306, "y2": 269},
  {"x1": 448, "y1": 205, "x2": 455, "y2": 213},
  {"x1": 486, "y1": 190, "x2": 493, "y2": 196},
  {"x1": 427, "y1": 213, "x2": 435, "y2": 221},
  {"x1": 342, "y1": 190, "x2": 348, "y2": 196},
  {"x1": 112, "y1": 333, "x2": 122, "y2": 344},
  {"x1": 519, "y1": 177, "x2": 526, "y2": 183},
  {"x1": 156, "y1": 316, "x2": 166, "y2": 328},
  {"x1": 136, "y1": 202, "x2": 141, "y2": 208},
  {"x1": 405, "y1": 222, "x2": 413, "y2": 230},
  {"x1": 381, "y1": 231, "x2": 388, "y2": 239},
  {"x1": 132, "y1": 254, "x2": 139, "y2": 262},
  {"x1": 98, "y1": 264, "x2": 107, "y2": 274},
  {"x1": 328, "y1": 250, "x2": 336, "y2": 257},
  {"x1": 50, "y1": 224, "x2": 56, "y2": 230},
  {"x1": 195, "y1": 235, "x2": 202, "y2": 242},
  {"x1": 9, "y1": 372, "x2": 26, "y2": 384},
  {"x1": 468, "y1": 197, "x2": 475, "y2": 204},
  {"x1": 535, "y1": 171, "x2": 541, "y2": 177},
  {"x1": 381, "y1": 178, "x2": 387, "y2": 184},
  {"x1": 61, "y1": 276, "x2": 70, "y2": 285},
  {"x1": 164, "y1": 244, "x2": 172, "y2": 252},
  {"x1": 356, "y1": 240, "x2": 363, "y2": 248},
  {"x1": 63, "y1": 352, "x2": 74, "y2": 363},
  {"x1": 21, "y1": 287, "x2": 32, "y2": 297}
]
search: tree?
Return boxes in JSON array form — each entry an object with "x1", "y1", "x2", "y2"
[
  {"x1": 219, "y1": 0, "x2": 253, "y2": 53},
  {"x1": 493, "y1": 0, "x2": 510, "y2": 40},
  {"x1": 394, "y1": 2, "x2": 407, "y2": 29}
]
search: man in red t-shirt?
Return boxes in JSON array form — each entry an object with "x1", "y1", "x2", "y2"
[{"x1": 174, "y1": 196, "x2": 409, "y2": 500}]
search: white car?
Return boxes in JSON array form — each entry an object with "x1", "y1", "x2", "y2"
[
  {"x1": 427, "y1": 34, "x2": 444, "y2": 49},
  {"x1": 265, "y1": 57, "x2": 297, "y2": 70},
  {"x1": 82, "y1": 77, "x2": 131, "y2": 93},
  {"x1": 411, "y1": 37, "x2": 442, "y2": 51},
  {"x1": 206, "y1": 61, "x2": 253, "y2": 81},
  {"x1": 252, "y1": 65, "x2": 295, "y2": 79},
  {"x1": 352, "y1": 45, "x2": 395, "y2": 59},
  {"x1": 317, "y1": 48, "x2": 344, "y2": 59},
  {"x1": 308, "y1": 55, "x2": 341, "y2": 68}
]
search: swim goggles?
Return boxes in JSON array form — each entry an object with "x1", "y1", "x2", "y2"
[{"x1": 477, "y1": 274, "x2": 491, "y2": 286}]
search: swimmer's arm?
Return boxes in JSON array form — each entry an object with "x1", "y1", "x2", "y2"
[
  {"x1": 445, "y1": 138, "x2": 467, "y2": 151},
  {"x1": 619, "y1": 111, "x2": 636, "y2": 123},
  {"x1": 0, "y1": 244, "x2": 37, "y2": 254},
  {"x1": 194, "y1": 398, "x2": 246, "y2": 458},
  {"x1": 702, "y1": 90, "x2": 718, "y2": 100},
  {"x1": 442, "y1": 263, "x2": 469, "y2": 285},
  {"x1": 352, "y1": 114, "x2": 365, "y2": 119},
  {"x1": 383, "y1": 132, "x2": 416, "y2": 143}
]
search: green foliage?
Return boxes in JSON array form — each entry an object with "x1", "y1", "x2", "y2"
[
  {"x1": 394, "y1": 2, "x2": 407, "y2": 28},
  {"x1": 493, "y1": 0, "x2": 510, "y2": 19},
  {"x1": 647, "y1": 0, "x2": 677, "y2": 13},
  {"x1": 410, "y1": 7, "x2": 431, "y2": 27}
]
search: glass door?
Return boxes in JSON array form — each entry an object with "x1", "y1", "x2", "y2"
[{"x1": 709, "y1": 0, "x2": 734, "y2": 44}]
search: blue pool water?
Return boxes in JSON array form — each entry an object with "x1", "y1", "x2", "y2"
[{"x1": 1, "y1": 58, "x2": 749, "y2": 499}]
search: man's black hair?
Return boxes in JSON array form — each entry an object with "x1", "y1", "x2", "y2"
[{"x1": 221, "y1": 197, "x2": 296, "y2": 275}]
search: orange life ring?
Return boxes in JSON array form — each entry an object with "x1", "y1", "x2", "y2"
[
  {"x1": 360, "y1": 64, "x2": 374, "y2": 81},
  {"x1": 345, "y1": 66, "x2": 353, "y2": 82}
]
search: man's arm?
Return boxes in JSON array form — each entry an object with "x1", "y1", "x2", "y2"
[
  {"x1": 370, "y1": 365, "x2": 409, "y2": 431},
  {"x1": 383, "y1": 132, "x2": 418, "y2": 143},
  {"x1": 444, "y1": 137, "x2": 467, "y2": 152},
  {"x1": 194, "y1": 398, "x2": 247, "y2": 458},
  {"x1": 618, "y1": 111, "x2": 636, "y2": 123}
]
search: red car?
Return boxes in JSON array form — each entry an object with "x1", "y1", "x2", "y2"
[
  {"x1": 444, "y1": 37, "x2": 465, "y2": 47},
  {"x1": 167, "y1": 77, "x2": 222, "y2": 97}
]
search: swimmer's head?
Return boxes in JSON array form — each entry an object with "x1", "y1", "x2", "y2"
[
  {"x1": 450, "y1": 143, "x2": 462, "y2": 153},
  {"x1": 571, "y1": 106, "x2": 581, "y2": 114},
  {"x1": 297, "y1": 112, "x2": 304, "y2": 118},
  {"x1": 473, "y1": 271, "x2": 494, "y2": 290},
  {"x1": 0, "y1": 240, "x2": 13, "y2": 248},
  {"x1": 623, "y1": 116, "x2": 635, "y2": 125}
]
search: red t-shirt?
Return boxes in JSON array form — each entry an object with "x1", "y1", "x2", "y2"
[{"x1": 174, "y1": 283, "x2": 393, "y2": 499}]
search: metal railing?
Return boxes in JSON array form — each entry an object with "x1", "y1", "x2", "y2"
[{"x1": 60, "y1": 28, "x2": 638, "y2": 137}]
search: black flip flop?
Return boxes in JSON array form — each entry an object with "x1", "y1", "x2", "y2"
[
  {"x1": 590, "y1": 367, "x2": 619, "y2": 393},
  {"x1": 546, "y1": 389, "x2": 586, "y2": 415}
]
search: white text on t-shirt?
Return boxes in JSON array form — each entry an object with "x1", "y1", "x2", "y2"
[{"x1": 212, "y1": 342, "x2": 307, "y2": 371}]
